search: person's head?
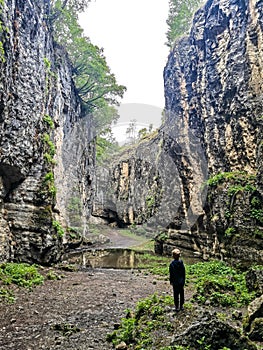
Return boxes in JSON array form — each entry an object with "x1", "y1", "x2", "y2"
[{"x1": 172, "y1": 248, "x2": 181, "y2": 259}]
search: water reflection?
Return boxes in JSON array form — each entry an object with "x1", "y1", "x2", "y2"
[
  {"x1": 65, "y1": 248, "x2": 140, "y2": 269},
  {"x1": 64, "y1": 248, "x2": 201, "y2": 269}
]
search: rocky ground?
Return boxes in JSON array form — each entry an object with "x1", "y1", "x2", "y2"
[
  {"x1": 0, "y1": 228, "x2": 261, "y2": 350},
  {"x1": 0, "y1": 267, "x2": 174, "y2": 350},
  {"x1": 0, "y1": 229, "x2": 174, "y2": 350}
]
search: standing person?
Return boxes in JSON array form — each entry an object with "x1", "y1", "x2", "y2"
[{"x1": 169, "y1": 248, "x2": 185, "y2": 312}]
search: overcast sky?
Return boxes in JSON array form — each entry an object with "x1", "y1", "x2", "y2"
[{"x1": 79, "y1": 0, "x2": 169, "y2": 109}]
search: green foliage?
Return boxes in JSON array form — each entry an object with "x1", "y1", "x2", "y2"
[
  {"x1": 46, "y1": 270, "x2": 63, "y2": 281},
  {"x1": 207, "y1": 171, "x2": 261, "y2": 227},
  {"x1": 52, "y1": 220, "x2": 65, "y2": 237},
  {"x1": 146, "y1": 195, "x2": 155, "y2": 209},
  {"x1": 0, "y1": 1, "x2": 5, "y2": 62},
  {"x1": 107, "y1": 294, "x2": 174, "y2": 348},
  {"x1": 52, "y1": 322, "x2": 81, "y2": 337},
  {"x1": 136, "y1": 253, "x2": 169, "y2": 276},
  {"x1": 43, "y1": 114, "x2": 55, "y2": 129},
  {"x1": 43, "y1": 133, "x2": 56, "y2": 157},
  {"x1": 250, "y1": 208, "x2": 263, "y2": 223},
  {"x1": 43, "y1": 172, "x2": 57, "y2": 198},
  {"x1": 197, "y1": 336, "x2": 211, "y2": 350},
  {"x1": 0, "y1": 263, "x2": 44, "y2": 289},
  {"x1": 43, "y1": 56, "x2": 57, "y2": 93},
  {"x1": 0, "y1": 288, "x2": 15, "y2": 303},
  {"x1": 51, "y1": 0, "x2": 126, "y2": 131},
  {"x1": 206, "y1": 171, "x2": 256, "y2": 187},
  {"x1": 43, "y1": 56, "x2": 51, "y2": 70},
  {"x1": 43, "y1": 132, "x2": 56, "y2": 166},
  {"x1": 166, "y1": 0, "x2": 204, "y2": 47},
  {"x1": 224, "y1": 227, "x2": 236, "y2": 237},
  {"x1": 187, "y1": 261, "x2": 255, "y2": 307},
  {"x1": 0, "y1": 41, "x2": 4, "y2": 62}
]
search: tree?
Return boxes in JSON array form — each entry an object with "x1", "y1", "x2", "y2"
[
  {"x1": 50, "y1": 1, "x2": 126, "y2": 132},
  {"x1": 126, "y1": 119, "x2": 137, "y2": 143},
  {"x1": 50, "y1": 0, "x2": 91, "y2": 20},
  {"x1": 166, "y1": 0, "x2": 204, "y2": 47}
]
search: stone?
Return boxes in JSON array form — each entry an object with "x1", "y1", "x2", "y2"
[
  {"x1": 243, "y1": 294, "x2": 263, "y2": 333},
  {"x1": 248, "y1": 317, "x2": 263, "y2": 342},
  {"x1": 115, "y1": 341, "x2": 127, "y2": 349},
  {"x1": 0, "y1": 0, "x2": 95, "y2": 263},
  {"x1": 171, "y1": 312, "x2": 257, "y2": 350},
  {"x1": 89, "y1": 0, "x2": 263, "y2": 267}
]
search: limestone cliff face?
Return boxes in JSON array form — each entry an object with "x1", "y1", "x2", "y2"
[
  {"x1": 0, "y1": 0, "x2": 94, "y2": 263},
  {"x1": 161, "y1": 0, "x2": 263, "y2": 265},
  {"x1": 94, "y1": 0, "x2": 263, "y2": 265}
]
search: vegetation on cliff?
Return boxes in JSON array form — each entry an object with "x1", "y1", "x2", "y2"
[{"x1": 166, "y1": 0, "x2": 204, "y2": 47}]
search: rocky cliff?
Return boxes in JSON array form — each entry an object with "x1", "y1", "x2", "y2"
[
  {"x1": 0, "y1": 0, "x2": 94, "y2": 263},
  {"x1": 93, "y1": 0, "x2": 263, "y2": 265}
]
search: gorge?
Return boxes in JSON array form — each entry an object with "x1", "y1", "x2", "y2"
[
  {"x1": 0, "y1": 1, "x2": 262, "y2": 349},
  {"x1": 91, "y1": 0, "x2": 263, "y2": 267},
  {"x1": 0, "y1": 0, "x2": 262, "y2": 266}
]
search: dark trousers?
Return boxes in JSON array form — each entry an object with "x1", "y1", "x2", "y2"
[{"x1": 172, "y1": 284, "x2": 184, "y2": 309}]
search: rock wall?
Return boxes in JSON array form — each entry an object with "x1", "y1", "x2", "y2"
[
  {"x1": 94, "y1": 0, "x2": 263, "y2": 265},
  {"x1": 0, "y1": 0, "x2": 94, "y2": 263},
  {"x1": 161, "y1": 0, "x2": 263, "y2": 265}
]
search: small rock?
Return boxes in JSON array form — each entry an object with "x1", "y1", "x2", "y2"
[
  {"x1": 232, "y1": 310, "x2": 242, "y2": 320},
  {"x1": 115, "y1": 341, "x2": 127, "y2": 349}
]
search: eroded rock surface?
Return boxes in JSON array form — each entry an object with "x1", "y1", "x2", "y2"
[
  {"x1": 0, "y1": 0, "x2": 94, "y2": 263},
  {"x1": 93, "y1": 0, "x2": 263, "y2": 266}
]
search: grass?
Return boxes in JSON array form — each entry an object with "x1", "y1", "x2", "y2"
[
  {"x1": 186, "y1": 261, "x2": 256, "y2": 307},
  {"x1": 107, "y1": 293, "x2": 174, "y2": 348},
  {"x1": 107, "y1": 259, "x2": 261, "y2": 349},
  {"x1": 0, "y1": 263, "x2": 45, "y2": 303}
]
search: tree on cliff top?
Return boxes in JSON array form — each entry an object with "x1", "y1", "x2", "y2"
[
  {"x1": 166, "y1": 0, "x2": 204, "y2": 47},
  {"x1": 50, "y1": 1, "x2": 126, "y2": 133}
]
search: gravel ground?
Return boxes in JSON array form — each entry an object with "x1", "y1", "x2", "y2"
[{"x1": 0, "y1": 267, "x2": 173, "y2": 350}]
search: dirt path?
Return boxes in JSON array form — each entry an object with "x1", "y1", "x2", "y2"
[
  {"x1": 90, "y1": 225, "x2": 150, "y2": 249},
  {"x1": 0, "y1": 267, "x2": 173, "y2": 350}
]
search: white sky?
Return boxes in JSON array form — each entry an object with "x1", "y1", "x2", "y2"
[{"x1": 79, "y1": 0, "x2": 170, "y2": 109}]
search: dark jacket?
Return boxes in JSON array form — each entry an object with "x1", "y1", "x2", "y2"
[{"x1": 169, "y1": 259, "x2": 185, "y2": 286}]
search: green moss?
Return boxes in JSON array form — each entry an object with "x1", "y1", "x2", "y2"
[
  {"x1": 43, "y1": 133, "x2": 55, "y2": 157},
  {"x1": 0, "y1": 288, "x2": 15, "y2": 303},
  {"x1": 0, "y1": 41, "x2": 5, "y2": 62},
  {"x1": 206, "y1": 171, "x2": 256, "y2": 187},
  {"x1": 52, "y1": 220, "x2": 65, "y2": 237},
  {"x1": 43, "y1": 114, "x2": 55, "y2": 129},
  {"x1": 0, "y1": 1, "x2": 5, "y2": 63},
  {"x1": 225, "y1": 227, "x2": 236, "y2": 237},
  {"x1": 43, "y1": 172, "x2": 57, "y2": 198}
]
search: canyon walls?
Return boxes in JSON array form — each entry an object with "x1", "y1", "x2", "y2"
[
  {"x1": 0, "y1": 0, "x2": 94, "y2": 263},
  {"x1": 94, "y1": 0, "x2": 263, "y2": 265}
]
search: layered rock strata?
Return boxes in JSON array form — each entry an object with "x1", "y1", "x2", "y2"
[
  {"x1": 93, "y1": 0, "x2": 263, "y2": 265},
  {"x1": 0, "y1": 0, "x2": 94, "y2": 263}
]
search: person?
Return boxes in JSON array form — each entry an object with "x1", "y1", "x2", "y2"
[{"x1": 169, "y1": 248, "x2": 185, "y2": 312}]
